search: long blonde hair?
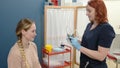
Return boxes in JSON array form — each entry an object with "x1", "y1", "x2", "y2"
[
  {"x1": 16, "y1": 18, "x2": 34, "y2": 40},
  {"x1": 16, "y1": 18, "x2": 34, "y2": 68}
]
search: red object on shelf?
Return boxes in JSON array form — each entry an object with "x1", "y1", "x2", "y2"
[
  {"x1": 42, "y1": 61, "x2": 71, "y2": 68},
  {"x1": 43, "y1": 48, "x2": 71, "y2": 55},
  {"x1": 51, "y1": 0, "x2": 58, "y2": 6},
  {"x1": 42, "y1": 45, "x2": 72, "y2": 68},
  {"x1": 107, "y1": 53, "x2": 117, "y2": 60}
]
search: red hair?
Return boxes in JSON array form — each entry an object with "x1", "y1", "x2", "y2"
[{"x1": 88, "y1": 0, "x2": 108, "y2": 24}]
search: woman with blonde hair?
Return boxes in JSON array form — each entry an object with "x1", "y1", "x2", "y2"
[{"x1": 8, "y1": 18, "x2": 41, "y2": 68}]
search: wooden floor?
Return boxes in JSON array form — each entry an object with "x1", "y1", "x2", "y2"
[{"x1": 65, "y1": 59, "x2": 120, "y2": 68}]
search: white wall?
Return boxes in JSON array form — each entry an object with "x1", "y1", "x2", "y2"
[
  {"x1": 77, "y1": 0, "x2": 89, "y2": 6},
  {"x1": 76, "y1": 0, "x2": 120, "y2": 34},
  {"x1": 105, "y1": 1, "x2": 120, "y2": 34}
]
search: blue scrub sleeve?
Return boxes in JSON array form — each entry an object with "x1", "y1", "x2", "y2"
[{"x1": 98, "y1": 24, "x2": 115, "y2": 48}]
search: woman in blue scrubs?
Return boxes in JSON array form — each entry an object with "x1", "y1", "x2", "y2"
[{"x1": 69, "y1": 0, "x2": 115, "y2": 68}]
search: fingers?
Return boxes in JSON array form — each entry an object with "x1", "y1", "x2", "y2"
[{"x1": 69, "y1": 36, "x2": 74, "y2": 39}]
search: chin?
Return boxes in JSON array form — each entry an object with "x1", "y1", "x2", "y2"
[
  {"x1": 89, "y1": 18, "x2": 92, "y2": 21},
  {"x1": 30, "y1": 39, "x2": 34, "y2": 42},
  {"x1": 89, "y1": 19, "x2": 93, "y2": 22}
]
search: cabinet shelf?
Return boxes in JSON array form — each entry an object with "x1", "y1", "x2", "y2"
[
  {"x1": 42, "y1": 48, "x2": 71, "y2": 55},
  {"x1": 42, "y1": 61, "x2": 71, "y2": 68},
  {"x1": 42, "y1": 45, "x2": 72, "y2": 68}
]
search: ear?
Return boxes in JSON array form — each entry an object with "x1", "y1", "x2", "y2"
[{"x1": 21, "y1": 29, "x2": 26, "y2": 35}]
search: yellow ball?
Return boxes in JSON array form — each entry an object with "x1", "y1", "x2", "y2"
[{"x1": 45, "y1": 44, "x2": 52, "y2": 53}]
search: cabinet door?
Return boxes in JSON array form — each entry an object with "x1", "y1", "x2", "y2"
[{"x1": 44, "y1": 7, "x2": 74, "y2": 47}]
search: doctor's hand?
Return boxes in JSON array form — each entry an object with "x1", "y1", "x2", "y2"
[{"x1": 69, "y1": 37, "x2": 82, "y2": 50}]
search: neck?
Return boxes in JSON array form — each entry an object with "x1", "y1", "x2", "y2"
[
  {"x1": 22, "y1": 37, "x2": 30, "y2": 48},
  {"x1": 93, "y1": 20, "x2": 98, "y2": 25},
  {"x1": 90, "y1": 21, "x2": 99, "y2": 30}
]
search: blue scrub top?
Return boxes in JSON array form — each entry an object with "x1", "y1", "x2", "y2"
[{"x1": 80, "y1": 22, "x2": 115, "y2": 68}]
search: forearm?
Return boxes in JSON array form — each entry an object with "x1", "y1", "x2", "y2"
[{"x1": 80, "y1": 46, "x2": 109, "y2": 61}]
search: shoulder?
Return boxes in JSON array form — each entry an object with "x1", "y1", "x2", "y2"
[
  {"x1": 100, "y1": 23, "x2": 115, "y2": 34},
  {"x1": 8, "y1": 42, "x2": 21, "y2": 62},
  {"x1": 8, "y1": 43, "x2": 20, "y2": 56},
  {"x1": 99, "y1": 23, "x2": 113, "y2": 29},
  {"x1": 99, "y1": 23, "x2": 115, "y2": 33},
  {"x1": 98, "y1": 23, "x2": 115, "y2": 48},
  {"x1": 30, "y1": 42, "x2": 37, "y2": 50}
]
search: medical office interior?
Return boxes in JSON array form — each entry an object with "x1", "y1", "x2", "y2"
[{"x1": 0, "y1": 0, "x2": 120, "y2": 68}]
